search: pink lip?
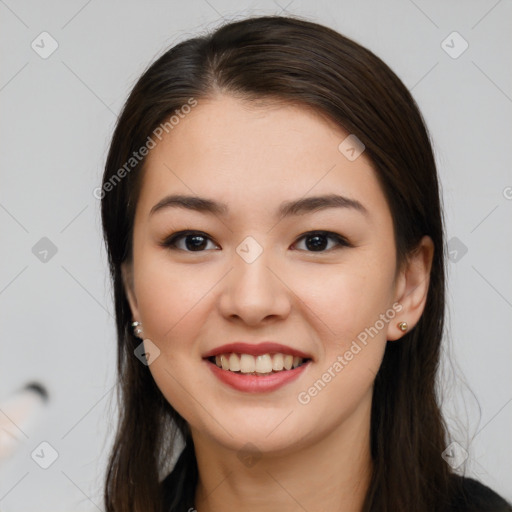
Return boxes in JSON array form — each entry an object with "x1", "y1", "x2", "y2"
[
  {"x1": 205, "y1": 359, "x2": 312, "y2": 393},
  {"x1": 202, "y1": 342, "x2": 312, "y2": 359}
]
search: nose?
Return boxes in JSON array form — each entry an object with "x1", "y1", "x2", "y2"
[{"x1": 217, "y1": 241, "x2": 292, "y2": 326}]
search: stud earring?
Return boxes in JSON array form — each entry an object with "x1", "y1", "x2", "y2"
[
  {"x1": 131, "y1": 321, "x2": 144, "y2": 337},
  {"x1": 397, "y1": 321, "x2": 408, "y2": 332}
]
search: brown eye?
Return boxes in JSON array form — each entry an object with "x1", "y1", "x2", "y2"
[
  {"x1": 292, "y1": 231, "x2": 351, "y2": 252},
  {"x1": 161, "y1": 231, "x2": 219, "y2": 252}
]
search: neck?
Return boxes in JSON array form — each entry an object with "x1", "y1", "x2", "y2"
[{"x1": 191, "y1": 394, "x2": 373, "y2": 512}]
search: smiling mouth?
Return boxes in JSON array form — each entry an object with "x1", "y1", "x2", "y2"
[{"x1": 207, "y1": 353, "x2": 311, "y2": 376}]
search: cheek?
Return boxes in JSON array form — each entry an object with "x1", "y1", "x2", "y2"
[
  {"x1": 131, "y1": 254, "x2": 219, "y2": 423},
  {"x1": 293, "y1": 267, "x2": 391, "y2": 421},
  {"x1": 292, "y1": 260, "x2": 395, "y2": 346},
  {"x1": 133, "y1": 248, "x2": 218, "y2": 343}
]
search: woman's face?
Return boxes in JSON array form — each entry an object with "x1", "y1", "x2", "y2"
[{"x1": 124, "y1": 94, "x2": 417, "y2": 454}]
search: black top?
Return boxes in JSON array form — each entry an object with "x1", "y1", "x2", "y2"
[
  {"x1": 160, "y1": 444, "x2": 512, "y2": 511},
  {"x1": 449, "y1": 475, "x2": 512, "y2": 511}
]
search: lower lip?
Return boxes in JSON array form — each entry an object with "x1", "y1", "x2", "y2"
[{"x1": 205, "y1": 359, "x2": 311, "y2": 393}]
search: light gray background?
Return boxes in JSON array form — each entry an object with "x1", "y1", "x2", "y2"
[{"x1": 1, "y1": 0, "x2": 511, "y2": 510}]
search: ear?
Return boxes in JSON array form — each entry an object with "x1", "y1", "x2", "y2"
[
  {"x1": 121, "y1": 261, "x2": 140, "y2": 321},
  {"x1": 387, "y1": 235, "x2": 434, "y2": 341}
]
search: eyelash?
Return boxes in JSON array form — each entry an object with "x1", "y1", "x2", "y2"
[{"x1": 160, "y1": 230, "x2": 351, "y2": 253}]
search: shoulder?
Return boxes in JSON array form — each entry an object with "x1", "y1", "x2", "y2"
[{"x1": 450, "y1": 474, "x2": 512, "y2": 512}]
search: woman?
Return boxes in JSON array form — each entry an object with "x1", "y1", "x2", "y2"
[{"x1": 100, "y1": 15, "x2": 511, "y2": 512}]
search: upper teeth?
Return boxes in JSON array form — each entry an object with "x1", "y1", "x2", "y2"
[{"x1": 214, "y1": 353, "x2": 305, "y2": 374}]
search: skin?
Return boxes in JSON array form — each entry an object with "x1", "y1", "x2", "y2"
[{"x1": 123, "y1": 94, "x2": 434, "y2": 511}]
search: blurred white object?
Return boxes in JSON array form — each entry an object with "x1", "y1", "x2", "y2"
[{"x1": 0, "y1": 383, "x2": 48, "y2": 463}]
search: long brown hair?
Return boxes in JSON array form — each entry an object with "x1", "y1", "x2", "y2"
[{"x1": 101, "y1": 15, "x2": 456, "y2": 511}]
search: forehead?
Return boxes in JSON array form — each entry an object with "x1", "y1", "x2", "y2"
[
  {"x1": 146, "y1": 95, "x2": 351, "y2": 170},
  {"x1": 137, "y1": 95, "x2": 389, "y2": 222}
]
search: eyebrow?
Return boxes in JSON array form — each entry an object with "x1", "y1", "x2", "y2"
[{"x1": 149, "y1": 193, "x2": 369, "y2": 219}]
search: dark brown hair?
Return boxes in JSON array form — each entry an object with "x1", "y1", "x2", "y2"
[{"x1": 101, "y1": 14, "x2": 456, "y2": 511}]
